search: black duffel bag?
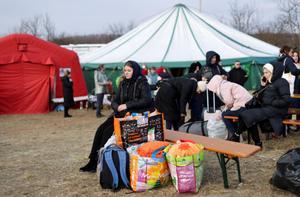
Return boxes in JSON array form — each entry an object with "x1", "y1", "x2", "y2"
[{"x1": 178, "y1": 120, "x2": 208, "y2": 136}]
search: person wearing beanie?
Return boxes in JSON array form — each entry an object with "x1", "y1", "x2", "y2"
[
  {"x1": 80, "y1": 60, "x2": 154, "y2": 173},
  {"x1": 155, "y1": 77, "x2": 203, "y2": 130},
  {"x1": 240, "y1": 62, "x2": 290, "y2": 143}
]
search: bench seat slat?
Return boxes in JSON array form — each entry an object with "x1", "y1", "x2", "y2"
[
  {"x1": 291, "y1": 94, "x2": 300, "y2": 99},
  {"x1": 164, "y1": 130, "x2": 261, "y2": 158},
  {"x1": 282, "y1": 119, "x2": 300, "y2": 125}
]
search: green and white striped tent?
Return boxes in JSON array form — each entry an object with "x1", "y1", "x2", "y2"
[{"x1": 81, "y1": 3, "x2": 279, "y2": 91}]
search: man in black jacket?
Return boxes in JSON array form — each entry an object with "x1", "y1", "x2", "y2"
[
  {"x1": 228, "y1": 60, "x2": 248, "y2": 86},
  {"x1": 62, "y1": 70, "x2": 75, "y2": 118}
]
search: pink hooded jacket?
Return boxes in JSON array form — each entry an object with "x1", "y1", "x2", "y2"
[{"x1": 207, "y1": 75, "x2": 253, "y2": 111}]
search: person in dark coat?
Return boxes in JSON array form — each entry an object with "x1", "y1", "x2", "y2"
[
  {"x1": 201, "y1": 51, "x2": 227, "y2": 112},
  {"x1": 186, "y1": 62, "x2": 203, "y2": 121},
  {"x1": 240, "y1": 62, "x2": 290, "y2": 142},
  {"x1": 80, "y1": 60, "x2": 154, "y2": 172},
  {"x1": 228, "y1": 60, "x2": 248, "y2": 86},
  {"x1": 186, "y1": 61, "x2": 202, "y2": 81},
  {"x1": 278, "y1": 45, "x2": 300, "y2": 94},
  {"x1": 155, "y1": 77, "x2": 203, "y2": 130},
  {"x1": 61, "y1": 70, "x2": 75, "y2": 118},
  {"x1": 202, "y1": 51, "x2": 228, "y2": 81}
]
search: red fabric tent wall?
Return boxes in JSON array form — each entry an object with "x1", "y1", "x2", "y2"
[{"x1": 0, "y1": 34, "x2": 88, "y2": 114}]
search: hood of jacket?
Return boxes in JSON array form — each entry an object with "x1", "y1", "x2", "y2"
[
  {"x1": 207, "y1": 75, "x2": 223, "y2": 94},
  {"x1": 206, "y1": 51, "x2": 220, "y2": 66}
]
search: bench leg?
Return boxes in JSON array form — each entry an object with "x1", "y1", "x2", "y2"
[
  {"x1": 233, "y1": 157, "x2": 242, "y2": 183},
  {"x1": 217, "y1": 153, "x2": 229, "y2": 188},
  {"x1": 216, "y1": 154, "x2": 243, "y2": 188}
]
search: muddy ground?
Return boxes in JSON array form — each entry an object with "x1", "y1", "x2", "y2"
[{"x1": 0, "y1": 109, "x2": 299, "y2": 197}]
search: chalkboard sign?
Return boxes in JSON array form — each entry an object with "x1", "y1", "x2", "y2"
[{"x1": 117, "y1": 113, "x2": 164, "y2": 148}]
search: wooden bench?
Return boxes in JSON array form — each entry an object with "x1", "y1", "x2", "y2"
[
  {"x1": 223, "y1": 116, "x2": 251, "y2": 143},
  {"x1": 225, "y1": 113, "x2": 300, "y2": 136},
  {"x1": 282, "y1": 119, "x2": 300, "y2": 134},
  {"x1": 291, "y1": 94, "x2": 300, "y2": 99},
  {"x1": 288, "y1": 108, "x2": 300, "y2": 114},
  {"x1": 282, "y1": 119, "x2": 300, "y2": 125},
  {"x1": 164, "y1": 129, "x2": 261, "y2": 188}
]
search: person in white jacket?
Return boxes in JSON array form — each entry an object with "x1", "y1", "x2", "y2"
[{"x1": 94, "y1": 64, "x2": 109, "y2": 117}]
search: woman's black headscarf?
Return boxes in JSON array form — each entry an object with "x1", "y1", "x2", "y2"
[{"x1": 123, "y1": 60, "x2": 142, "y2": 82}]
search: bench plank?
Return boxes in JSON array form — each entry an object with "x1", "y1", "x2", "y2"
[
  {"x1": 291, "y1": 94, "x2": 300, "y2": 99},
  {"x1": 164, "y1": 129, "x2": 261, "y2": 158},
  {"x1": 282, "y1": 119, "x2": 300, "y2": 125},
  {"x1": 223, "y1": 115, "x2": 239, "y2": 122},
  {"x1": 288, "y1": 108, "x2": 300, "y2": 114}
]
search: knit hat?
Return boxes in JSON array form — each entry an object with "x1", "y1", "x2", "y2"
[{"x1": 263, "y1": 63, "x2": 274, "y2": 74}]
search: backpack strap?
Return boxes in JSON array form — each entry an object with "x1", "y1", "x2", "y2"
[
  {"x1": 104, "y1": 150, "x2": 119, "y2": 190},
  {"x1": 116, "y1": 151, "x2": 130, "y2": 188}
]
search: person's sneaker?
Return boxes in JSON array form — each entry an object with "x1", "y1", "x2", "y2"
[
  {"x1": 79, "y1": 160, "x2": 97, "y2": 173},
  {"x1": 227, "y1": 132, "x2": 240, "y2": 142}
]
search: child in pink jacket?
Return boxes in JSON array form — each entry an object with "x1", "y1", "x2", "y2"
[{"x1": 206, "y1": 75, "x2": 261, "y2": 146}]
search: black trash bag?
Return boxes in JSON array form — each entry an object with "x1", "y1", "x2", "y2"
[{"x1": 270, "y1": 148, "x2": 300, "y2": 196}]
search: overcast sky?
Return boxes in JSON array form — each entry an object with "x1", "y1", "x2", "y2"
[{"x1": 0, "y1": 0, "x2": 280, "y2": 36}]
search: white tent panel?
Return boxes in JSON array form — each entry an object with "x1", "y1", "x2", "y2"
[{"x1": 80, "y1": 4, "x2": 279, "y2": 66}]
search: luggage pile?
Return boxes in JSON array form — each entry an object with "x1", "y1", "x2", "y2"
[{"x1": 97, "y1": 111, "x2": 205, "y2": 193}]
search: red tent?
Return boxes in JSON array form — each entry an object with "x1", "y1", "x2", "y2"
[{"x1": 0, "y1": 34, "x2": 88, "y2": 114}]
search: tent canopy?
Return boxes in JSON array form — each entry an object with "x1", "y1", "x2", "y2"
[
  {"x1": 0, "y1": 34, "x2": 88, "y2": 114},
  {"x1": 81, "y1": 4, "x2": 279, "y2": 69}
]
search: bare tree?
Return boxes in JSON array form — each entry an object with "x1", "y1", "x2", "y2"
[
  {"x1": 13, "y1": 14, "x2": 56, "y2": 41},
  {"x1": 43, "y1": 14, "x2": 56, "y2": 41},
  {"x1": 15, "y1": 15, "x2": 43, "y2": 37},
  {"x1": 229, "y1": 0, "x2": 257, "y2": 34},
  {"x1": 277, "y1": 0, "x2": 300, "y2": 47},
  {"x1": 108, "y1": 21, "x2": 135, "y2": 36}
]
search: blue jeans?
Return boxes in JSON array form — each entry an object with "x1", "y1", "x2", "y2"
[{"x1": 96, "y1": 93, "x2": 105, "y2": 116}]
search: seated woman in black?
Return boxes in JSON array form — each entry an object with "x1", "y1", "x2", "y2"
[
  {"x1": 239, "y1": 62, "x2": 290, "y2": 144},
  {"x1": 80, "y1": 60, "x2": 153, "y2": 172}
]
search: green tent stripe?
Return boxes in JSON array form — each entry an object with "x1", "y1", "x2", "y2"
[
  {"x1": 121, "y1": 8, "x2": 177, "y2": 62},
  {"x1": 82, "y1": 56, "x2": 276, "y2": 69},
  {"x1": 181, "y1": 7, "x2": 206, "y2": 57},
  {"x1": 87, "y1": 8, "x2": 174, "y2": 63},
  {"x1": 161, "y1": 6, "x2": 180, "y2": 62},
  {"x1": 186, "y1": 8, "x2": 275, "y2": 56}
]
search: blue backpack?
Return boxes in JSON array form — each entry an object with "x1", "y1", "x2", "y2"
[{"x1": 99, "y1": 144, "x2": 130, "y2": 191}]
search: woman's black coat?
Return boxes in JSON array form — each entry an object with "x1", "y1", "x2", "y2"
[
  {"x1": 111, "y1": 62, "x2": 153, "y2": 117},
  {"x1": 279, "y1": 55, "x2": 300, "y2": 94},
  {"x1": 240, "y1": 62, "x2": 290, "y2": 134},
  {"x1": 62, "y1": 76, "x2": 75, "y2": 108},
  {"x1": 155, "y1": 77, "x2": 197, "y2": 121}
]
